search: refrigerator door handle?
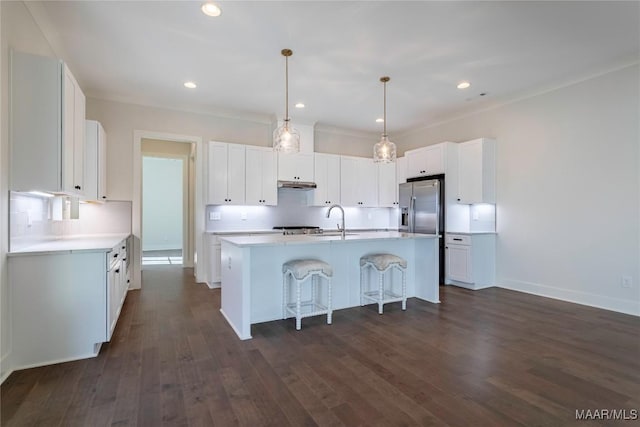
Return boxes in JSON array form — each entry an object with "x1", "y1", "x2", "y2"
[
  {"x1": 434, "y1": 181, "x2": 440, "y2": 237},
  {"x1": 409, "y1": 196, "x2": 416, "y2": 232}
]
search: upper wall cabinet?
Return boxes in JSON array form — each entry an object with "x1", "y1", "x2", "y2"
[
  {"x1": 245, "y1": 146, "x2": 277, "y2": 205},
  {"x1": 340, "y1": 156, "x2": 377, "y2": 207},
  {"x1": 277, "y1": 153, "x2": 314, "y2": 182},
  {"x1": 208, "y1": 141, "x2": 245, "y2": 205},
  {"x1": 405, "y1": 143, "x2": 445, "y2": 179},
  {"x1": 312, "y1": 153, "x2": 341, "y2": 206},
  {"x1": 10, "y1": 51, "x2": 86, "y2": 196},
  {"x1": 457, "y1": 138, "x2": 496, "y2": 204},
  {"x1": 84, "y1": 120, "x2": 108, "y2": 201},
  {"x1": 377, "y1": 161, "x2": 398, "y2": 207}
]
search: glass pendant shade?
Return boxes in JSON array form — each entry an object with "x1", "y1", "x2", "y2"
[
  {"x1": 273, "y1": 119, "x2": 300, "y2": 153},
  {"x1": 373, "y1": 76, "x2": 396, "y2": 163},
  {"x1": 274, "y1": 49, "x2": 300, "y2": 154},
  {"x1": 373, "y1": 135, "x2": 397, "y2": 163}
]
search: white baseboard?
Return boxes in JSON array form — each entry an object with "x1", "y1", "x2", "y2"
[
  {"x1": 498, "y1": 279, "x2": 640, "y2": 316},
  {"x1": 219, "y1": 309, "x2": 251, "y2": 340},
  {"x1": 11, "y1": 351, "x2": 100, "y2": 373},
  {"x1": 206, "y1": 281, "x2": 220, "y2": 289},
  {"x1": 0, "y1": 352, "x2": 13, "y2": 385}
]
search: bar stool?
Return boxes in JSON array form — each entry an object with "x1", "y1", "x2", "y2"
[
  {"x1": 360, "y1": 253, "x2": 407, "y2": 314},
  {"x1": 282, "y1": 259, "x2": 333, "y2": 330}
]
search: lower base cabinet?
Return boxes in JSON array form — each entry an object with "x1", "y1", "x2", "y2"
[
  {"x1": 445, "y1": 233, "x2": 495, "y2": 290},
  {"x1": 9, "y1": 236, "x2": 130, "y2": 371}
]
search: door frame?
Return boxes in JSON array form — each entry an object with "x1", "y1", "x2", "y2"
[
  {"x1": 132, "y1": 130, "x2": 204, "y2": 289},
  {"x1": 141, "y1": 148, "x2": 191, "y2": 267}
]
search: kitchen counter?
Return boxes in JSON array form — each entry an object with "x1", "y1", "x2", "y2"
[
  {"x1": 219, "y1": 231, "x2": 440, "y2": 339},
  {"x1": 446, "y1": 231, "x2": 496, "y2": 235},
  {"x1": 220, "y1": 231, "x2": 435, "y2": 247},
  {"x1": 8, "y1": 233, "x2": 130, "y2": 256},
  {"x1": 206, "y1": 229, "x2": 282, "y2": 235}
]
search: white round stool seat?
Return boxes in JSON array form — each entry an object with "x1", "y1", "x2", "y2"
[
  {"x1": 360, "y1": 253, "x2": 407, "y2": 314},
  {"x1": 283, "y1": 259, "x2": 333, "y2": 280},
  {"x1": 282, "y1": 259, "x2": 333, "y2": 331},
  {"x1": 359, "y1": 253, "x2": 407, "y2": 271}
]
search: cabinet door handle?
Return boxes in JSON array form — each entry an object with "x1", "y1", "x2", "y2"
[
  {"x1": 122, "y1": 258, "x2": 126, "y2": 261},
  {"x1": 115, "y1": 269, "x2": 120, "y2": 273},
  {"x1": 453, "y1": 238, "x2": 463, "y2": 241},
  {"x1": 457, "y1": 198, "x2": 461, "y2": 201},
  {"x1": 102, "y1": 196, "x2": 107, "y2": 199},
  {"x1": 113, "y1": 253, "x2": 118, "y2": 258}
]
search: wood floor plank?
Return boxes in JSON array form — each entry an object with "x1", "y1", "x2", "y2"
[{"x1": 2, "y1": 267, "x2": 639, "y2": 427}]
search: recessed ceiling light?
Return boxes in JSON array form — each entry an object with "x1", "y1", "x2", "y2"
[
  {"x1": 457, "y1": 81, "x2": 471, "y2": 89},
  {"x1": 295, "y1": 103, "x2": 305, "y2": 109},
  {"x1": 184, "y1": 81, "x2": 197, "y2": 89},
  {"x1": 376, "y1": 118, "x2": 384, "y2": 123},
  {"x1": 201, "y1": 2, "x2": 222, "y2": 17}
]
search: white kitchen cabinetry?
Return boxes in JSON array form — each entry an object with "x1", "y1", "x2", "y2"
[
  {"x1": 85, "y1": 120, "x2": 108, "y2": 201},
  {"x1": 445, "y1": 233, "x2": 495, "y2": 290},
  {"x1": 10, "y1": 51, "x2": 86, "y2": 196},
  {"x1": 207, "y1": 234, "x2": 223, "y2": 286},
  {"x1": 405, "y1": 143, "x2": 445, "y2": 179},
  {"x1": 277, "y1": 153, "x2": 314, "y2": 182},
  {"x1": 9, "y1": 236, "x2": 131, "y2": 370},
  {"x1": 245, "y1": 146, "x2": 277, "y2": 205},
  {"x1": 107, "y1": 239, "x2": 130, "y2": 340},
  {"x1": 313, "y1": 153, "x2": 341, "y2": 206},
  {"x1": 377, "y1": 161, "x2": 398, "y2": 207},
  {"x1": 457, "y1": 138, "x2": 496, "y2": 204},
  {"x1": 208, "y1": 141, "x2": 246, "y2": 205},
  {"x1": 340, "y1": 156, "x2": 377, "y2": 207}
]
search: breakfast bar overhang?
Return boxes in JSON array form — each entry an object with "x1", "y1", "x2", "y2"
[{"x1": 219, "y1": 231, "x2": 440, "y2": 339}]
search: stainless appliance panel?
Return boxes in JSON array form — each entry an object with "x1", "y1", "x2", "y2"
[{"x1": 412, "y1": 180, "x2": 439, "y2": 234}]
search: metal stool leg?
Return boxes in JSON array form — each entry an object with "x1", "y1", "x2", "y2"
[
  {"x1": 360, "y1": 265, "x2": 365, "y2": 306},
  {"x1": 295, "y1": 277, "x2": 302, "y2": 330},
  {"x1": 378, "y1": 269, "x2": 384, "y2": 314},
  {"x1": 282, "y1": 271, "x2": 288, "y2": 320},
  {"x1": 401, "y1": 266, "x2": 407, "y2": 310},
  {"x1": 327, "y1": 276, "x2": 332, "y2": 325}
]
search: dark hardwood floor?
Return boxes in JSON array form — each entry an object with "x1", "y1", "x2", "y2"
[{"x1": 2, "y1": 267, "x2": 639, "y2": 426}]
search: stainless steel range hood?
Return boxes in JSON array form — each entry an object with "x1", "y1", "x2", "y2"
[{"x1": 277, "y1": 180, "x2": 317, "y2": 190}]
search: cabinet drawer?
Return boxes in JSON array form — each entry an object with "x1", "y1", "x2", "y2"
[{"x1": 446, "y1": 234, "x2": 471, "y2": 245}]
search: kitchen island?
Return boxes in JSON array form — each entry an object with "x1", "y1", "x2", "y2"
[{"x1": 219, "y1": 231, "x2": 440, "y2": 339}]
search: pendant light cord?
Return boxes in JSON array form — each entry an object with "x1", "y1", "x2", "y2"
[
  {"x1": 383, "y1": 79, "x2": 387, "y2": 137},
  {"x1": 285, "y1": 54, "x2": 289, "y2": 121}
]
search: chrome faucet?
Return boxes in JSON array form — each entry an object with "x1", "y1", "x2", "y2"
[{"x1": 326, "y1": 204, "x2": 345, "y2": 239}]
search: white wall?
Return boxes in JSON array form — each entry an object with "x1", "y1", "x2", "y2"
[
  {"x1": 397, "y1": 65, "x2": 640, "y2": 316},
  {"x1": 142, "y1": 157, "x2": 183, "y2": 251}
]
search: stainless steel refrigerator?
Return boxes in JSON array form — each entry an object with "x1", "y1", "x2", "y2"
[{"x1": 399, "y1": 177, "x2": 445, "y2": 284}]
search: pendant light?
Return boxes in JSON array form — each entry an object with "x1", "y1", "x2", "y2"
[
  {"x1": 273, "y1": 49, "x2": 300, "y2": 153},
  {"x1": 373, "y1": 76, "x2": 397, "y2": 163}
]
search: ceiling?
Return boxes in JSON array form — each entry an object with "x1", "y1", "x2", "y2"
[{"x1": 28, "y1": 1, "x2": 639, "y2": 135}]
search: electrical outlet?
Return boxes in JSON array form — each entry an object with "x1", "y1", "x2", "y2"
[
  {"x1": 472, "y1": 210, "x2": 480, "y2": 220},
  {"x1": 621, "y1": 276, "x2": 633, "y2": 288},
  {"x1": 240, "y1": 212, "x2": 247, "y2": 220},
  {"x1": 209, "y1": 212, "x2": 221, "y2": 221},
  {"x1": 367, "y1": 212, "x2": 373, "y2": 220}
]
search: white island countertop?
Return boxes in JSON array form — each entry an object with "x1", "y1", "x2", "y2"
[
  {"x1": 219, "y1": 231, "x2": 437, "y2": 247},
  {"x1": 8, "y1": 233, "x2": 131, "y2": 256}
]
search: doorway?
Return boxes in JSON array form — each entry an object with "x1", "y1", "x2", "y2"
[{"x1": 141, "y1": 139, "x2": 194, "y2": 268}]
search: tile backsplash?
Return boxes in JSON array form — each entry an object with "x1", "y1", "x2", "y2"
[
  {"x1": 10, "y1": 192, "x2": 132, "y2": 251},
  {"x1": 206, "y1": 189, "x2": 398, "y2": 232}
]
